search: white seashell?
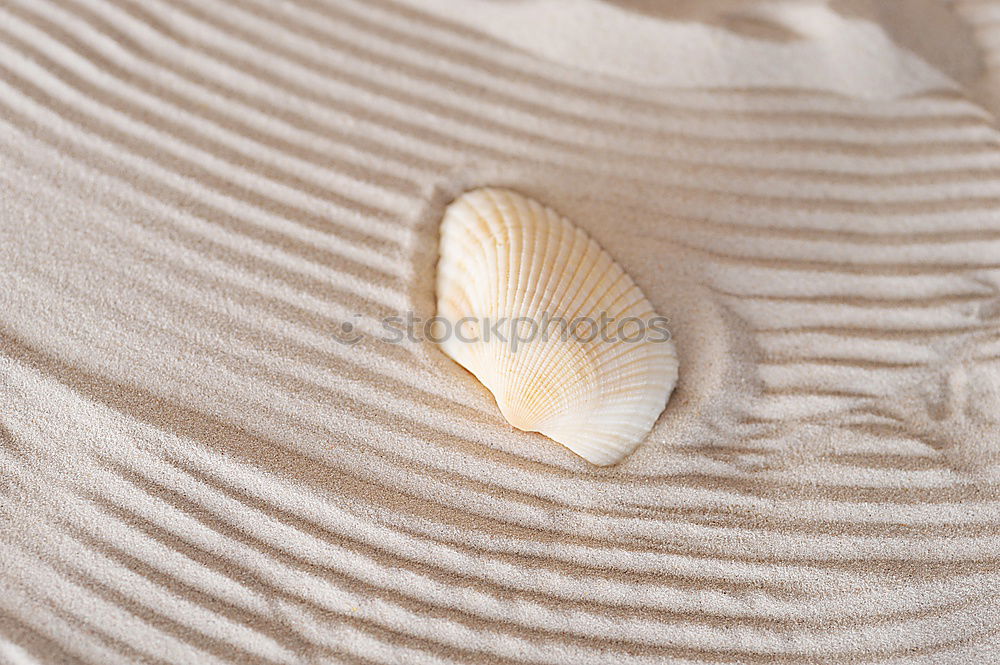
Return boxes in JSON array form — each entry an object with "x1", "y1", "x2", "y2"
[{"x1": 435, "y1": 188, "x2": 679, "y2": 465}]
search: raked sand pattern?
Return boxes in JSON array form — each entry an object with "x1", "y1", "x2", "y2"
[{"x1": 2, "y1": 0, "x2": 1000, "y2": 663}]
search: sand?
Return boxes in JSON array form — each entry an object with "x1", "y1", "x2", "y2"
[{"x1": 2, "y1": 0, "x2": 1000, "y2": 663}]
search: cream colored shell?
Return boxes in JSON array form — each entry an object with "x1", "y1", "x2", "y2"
[{"x1": 436, "y1": 188, "x2": 678, "y2": 465}]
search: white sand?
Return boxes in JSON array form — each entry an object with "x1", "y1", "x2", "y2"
[{"x1": 2, "y1": 0, "x2": 1000, "y2": 663}]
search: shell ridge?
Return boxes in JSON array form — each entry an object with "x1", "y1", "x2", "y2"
[
  {"x1": 508, "y1": 237, "x2": 624, "y2": 430},
  {"x1": 519, "y1": 234, "x2": 614, "y2": 419},
  {"x1": 469, "y1": 189, "x2": 547, "y2": 428},
  {"x1": 494, "y1": 190, "x2": 538, "y2": 425},
  {"x1": 503, "y1": 196, "x2": 561, "y2": 424},
  {"x1": 470, "y1": 192, "x2": 511, "y2": 394},
  {"x1": 501, "y1": 199, "x2": 596, "y2": 429}
]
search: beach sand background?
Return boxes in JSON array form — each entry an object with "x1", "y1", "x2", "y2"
[{"x1": 2, "y1": 0, "x2": 1000, "y2": 662}]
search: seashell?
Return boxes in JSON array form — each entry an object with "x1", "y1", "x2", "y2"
[{"x1": 435, "y1": 188, "x2": 679, "y2": 465}]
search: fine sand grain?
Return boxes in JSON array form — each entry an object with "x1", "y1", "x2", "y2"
[{"x1": 2, "y1": 1, "x2": 1000, "y2": 663}]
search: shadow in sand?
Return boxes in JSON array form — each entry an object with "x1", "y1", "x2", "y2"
[
  {"x1": 604, "y1": 0, "x2": 805, "y2": 42},
  {"x1": 602, "y1": 0, "x2": 982, "y2": 86}
]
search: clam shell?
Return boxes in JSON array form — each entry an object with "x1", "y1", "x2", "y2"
[{"x1": 436, "y1": 188, "x2": 678, "y2": 465}]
